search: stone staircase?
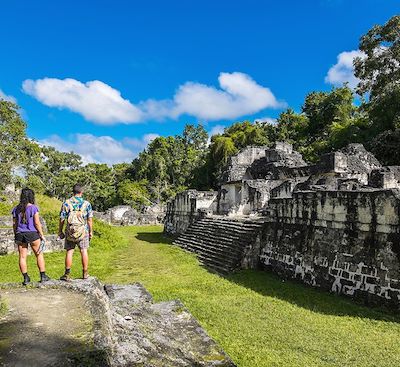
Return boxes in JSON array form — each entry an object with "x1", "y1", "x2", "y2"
[{"x1": 173, "y1": 216, "x2": 265, "y2": 274}]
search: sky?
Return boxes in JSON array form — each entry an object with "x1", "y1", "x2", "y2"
[{"x1": 0, "y1": 0, "x2": 399, "y2": 164}]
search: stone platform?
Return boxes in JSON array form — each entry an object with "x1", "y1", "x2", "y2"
[{"x1": 0, "y1": 278, "x2": 235, "y2": 367}]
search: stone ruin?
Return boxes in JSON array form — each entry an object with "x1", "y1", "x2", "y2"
[
  {"x1": 165, "y1": 142, "x2": 400, "y2": 308},
  {"x1": 0, "y1": 215, "x2": 63, "y2": 255},
  {"x1": 0, "y1": 278, "x2": 234, "y2": 366},
  {"x1": 94, "y1": 204, "x2": 165, "y2": 226}
]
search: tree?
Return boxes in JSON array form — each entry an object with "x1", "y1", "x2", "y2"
[
  {"x1": 273, "y1": 86, "x2": 361, "y2": 161},
  {"x1": 117, "y1": 179, "x2": 151, "y2": 209},
  {"x1": 0, "y1": 100, "x2": 39, "y2": 188},
  {"x1": 354, "y1": 15, "x2": 400, "y2": 132},
  {"x1": 368, "y1": 129, "x2": 400, "y2": 166},
  {"x1": 355, "y1": 15, "x2": 400, "y2": 99}
]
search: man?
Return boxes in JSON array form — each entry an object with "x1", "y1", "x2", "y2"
[{"x1": 59, "y1": 184, "x2": 93, "y2": 280}]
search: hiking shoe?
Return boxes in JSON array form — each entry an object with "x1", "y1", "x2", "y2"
[
  {"x1": 60, "y1": 273, "x2": 71, "y2": 281},
  {"x1": 82, "y1": 270, "x2": 89, "y2": 280},
  {"x1": 40, "y1": 273, "x2": 51, "y2": 283},
  {"x1": 22, "y1": 274, "x2": 31, "y2": 286}
]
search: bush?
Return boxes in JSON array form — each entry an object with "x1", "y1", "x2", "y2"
[{"x1": 91, "y1": 218, "x2": 126, "y2": 250}]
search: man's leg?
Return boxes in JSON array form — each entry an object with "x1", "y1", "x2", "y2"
[
  {"x1": 65, "y1": 248, "x2": 74, "y2": 269},
  {"x1": 60, "y1": 248, "x2": 74, "y2": 281},
  {"x1": 80, "y1": 248, "x2": 89, "y2": 279}
]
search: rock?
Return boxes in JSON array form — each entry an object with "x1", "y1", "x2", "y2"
[{"x1": 0, "y1": 278, "x2": 235, "y2": 367}]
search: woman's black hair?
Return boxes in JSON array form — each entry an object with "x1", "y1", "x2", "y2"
[{"x1": 17, "y1": 188, "x2": 35, "y2": 224}]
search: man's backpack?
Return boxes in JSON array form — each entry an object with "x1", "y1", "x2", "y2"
[{"x1": 66, "y1": 198, "x2": 88, "y2": 243}]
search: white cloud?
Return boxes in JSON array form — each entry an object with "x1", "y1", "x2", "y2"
[
  {"x1": 254, "y1": 117, "x2": 277, "y2": 124},
  {"x1": 23, "y1": 78, "x2": 143, "y2": 125},
  {"x1": 23, "y1": 72, "x2": 284, "y2": 124},
  {"x1": 123, "y1": 133, "x2": 160, "y2": 150},
  {"x1": 209, "y1": 125, "x2": 225, "y2": 137},
  {"x1": 0, "y1": 89, "x2": 17, "y2": 103},
  {"x1": 325, "y1": 50, "x2": 365, "y2": 88},
  {"x1": 40, "y1": 134, "x2": 138, "y2": 165}
]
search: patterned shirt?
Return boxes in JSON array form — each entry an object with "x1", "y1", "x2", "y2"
[{"x1": 60, "y1": 196, "x2": 93, "y2": 229}]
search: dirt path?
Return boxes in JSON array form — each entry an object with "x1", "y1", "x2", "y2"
[{"x1": 0, "y1": 288, "x2": 96, "y2": 367}]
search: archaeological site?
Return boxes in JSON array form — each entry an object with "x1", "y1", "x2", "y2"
[{"x1": 165, "y1": 142, "x2": 400, "y2": 308}]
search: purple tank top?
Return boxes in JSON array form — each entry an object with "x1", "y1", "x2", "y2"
[{"x1": 11, "y1": 204, "x2": 39, "y2": 233}]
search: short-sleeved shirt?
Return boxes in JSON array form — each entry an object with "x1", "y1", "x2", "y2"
[
  {"x1": 60, "y1": 196, "x2": 93, "y2": 231},
  {"x1": 11, "y1": 204, "x2": 39, "y2": 233}
]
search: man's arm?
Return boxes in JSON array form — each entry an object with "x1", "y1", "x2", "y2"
[
  {"x1": 58, "y1": 218, "x2": 65, "y2": 239},
  {"x1": 87, "y1": 217, "x2": 93, "y2": 239},
  {"x1": 59, "y1": 202, "x2": 67, "y2": 239}
]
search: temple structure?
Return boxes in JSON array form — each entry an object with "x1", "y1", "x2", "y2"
[{"x1": 165, "y1": 142, "x2": 400, "y2": 308}]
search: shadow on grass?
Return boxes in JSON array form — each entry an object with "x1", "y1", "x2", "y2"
[
  {"x1": 136, "y1": 232, "x2": 173, "y2": 244},
  {"x1": 226, "y1": 269, "x2": 400, "y2": 322},
  {"x1": 133, "y1": 231, "x2": 400, "y2": 322}
]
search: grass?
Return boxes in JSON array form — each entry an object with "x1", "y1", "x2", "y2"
[
  {"x1": 102, "y1": 227, "x2": 400, "y2": 367},
  {"x1": 0, "y1": 222, "x2": 399, "y2": 366}
]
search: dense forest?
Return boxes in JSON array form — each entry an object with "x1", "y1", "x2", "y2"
[{"x1": 1, "y1": 16, "x2": 399, "y2": 211}]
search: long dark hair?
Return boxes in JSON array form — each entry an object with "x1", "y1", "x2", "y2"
[{"x1": 17, "y1": 188, "x2": 35, "y2": 224}]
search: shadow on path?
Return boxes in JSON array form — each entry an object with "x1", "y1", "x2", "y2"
[
  {"x1": 136, "y1": 232, "x2": 173, "y2": 244},
  {"x1": 0, "y1": 318, "x2": 108, "y2": 367}
]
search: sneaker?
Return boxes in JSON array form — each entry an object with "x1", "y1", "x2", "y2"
[
  {"x1": 60, "y1": 273, "x2": 71, "y2": 281},
  {"x1": 82, "y1": 270, "x2": 89, "y2": 280},
  {"x1": 40, "y1": 273, "x2": 51, "y2": 283},
  {"x1": 22, "y1": 274, "x2": 31, "y2": 286}
]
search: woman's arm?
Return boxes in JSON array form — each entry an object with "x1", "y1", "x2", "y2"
[
  {"x1": 33, "y1": 212, "x2": 45, "y2": 240},
  {"x1": 13, "y1": 217, "x2": 18, "y2": 235}
]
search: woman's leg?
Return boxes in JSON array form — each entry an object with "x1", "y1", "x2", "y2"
[
  {"x1": 31, "y1": 239, "x2": 45, "y2": 272},
  {"x1": 18, "y1": 244, "x2": 28, "y2": 274}
]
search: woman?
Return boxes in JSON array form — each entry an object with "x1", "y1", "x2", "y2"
[{"x1": 12, "y1": 188, "x2": 50, "y2": 285}]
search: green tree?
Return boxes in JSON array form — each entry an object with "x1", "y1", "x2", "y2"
[
  {"x1": 116, "y1": 179, "x2": 151, "y2": 209},
  {"x1": 355, "y1": 15, "x2": 400, "y2": 132},
  {"x1": 0, "y1": 100, "x2": 39, "y2": 188}
]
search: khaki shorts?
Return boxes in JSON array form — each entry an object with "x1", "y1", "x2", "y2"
[{"x1": 64, "y1": 233, "x2": 90, "y2": 250}]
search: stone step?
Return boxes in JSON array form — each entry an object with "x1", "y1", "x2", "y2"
[
  {"x1": 180, "y1": 231, "x2": 255, "y2": 248},
  {"x1": 201, "y1": 217, "x2": 265, "y2": 226},
  {"x1": 185, "y1": 224, "x2": 258, "y2": 239},
  {"x1": 184, "y1": 226, "x2": 245, "y2": 240},
  {"x1": 196, "y1": 220, "x2": 263, "y2": 231},
  {"x1": 174, "y1": 216, "x2": 264, "y2": 273},
  {"x1": 178, "y1": 232, "x2": 240, "y2": 246},
  {"x1": 179, "y1": 245, "x2": 239, "y2": 269},
  {"x1": 196, "y1": 254, "x2": 236, "y2": 274},
  {"x1": 175, "y1": 235, "x2": 246, "y2": 253},
  {"x1": 174, "y1": 239, "x2": 242, "y2": 262}
]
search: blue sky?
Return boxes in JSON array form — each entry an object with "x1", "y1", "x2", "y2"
[{"x1": 0, "y1": 0, "x2": 398, "y2": 164}]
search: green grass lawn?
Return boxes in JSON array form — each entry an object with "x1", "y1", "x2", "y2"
[{"x1": 0, "y1": 224, "x2": 399, "y2": 366}]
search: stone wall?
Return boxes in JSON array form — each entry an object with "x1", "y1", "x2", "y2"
[
  {"x1": 94, "y1": 204, "x2": 165, "y2": 226},
  {"x1": 259, "y1": 189, "x2": 400, "y2": 307},
  {"x1": 0, "y1": 215, "x2": 64, "y2": 255},
  {"x1": 164, "y1": 190, "x2": 217, "y2": 235}
]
